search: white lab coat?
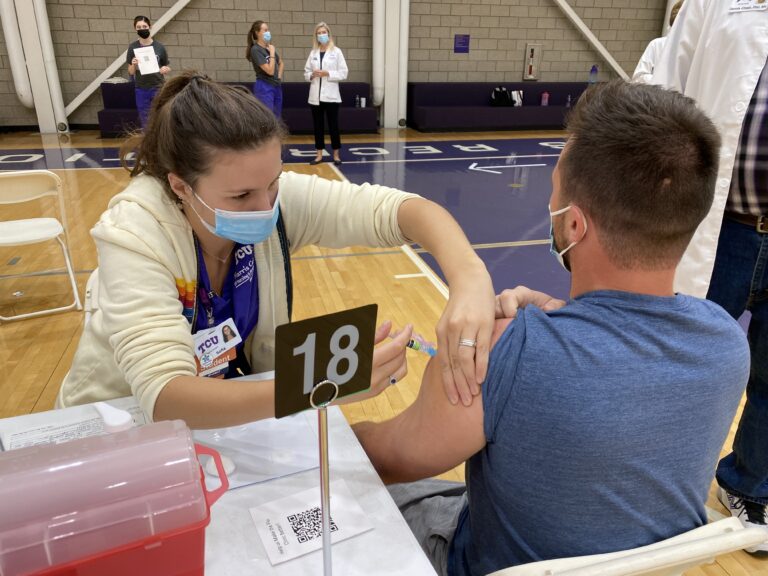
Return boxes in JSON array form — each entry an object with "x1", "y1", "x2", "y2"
[
  {"x1": 632, "y1": 37, "x2": 666, "y2": 84},
  {"x1": 652, "y1": 0, "x2": 768, "y2": 297},
  {"x1": 304, "y1": 47, "x2": 349, "y2": 105}
]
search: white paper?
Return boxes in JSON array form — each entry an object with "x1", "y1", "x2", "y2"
[
  {"x1": 729, "y1": 0, "x2": 768, "y2": 12},
  {"x1": 134, "y1": 45, "x2": 160, "y2": 74},
  {"x1": 0, "y1": 397, "x2": 147, "y2": 450},
  {"x1": 250, "y1": 479, "x2": 374, "y2": 565},
  {"x1": 194, "y1": 412, "x2": 318, "y2": 490}
]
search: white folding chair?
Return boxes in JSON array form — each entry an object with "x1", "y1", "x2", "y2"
[
  {"x1": 489, "y1": 517, "x2": 768, "y2": 576},
  {"x1": 0, "y1": 170, "x2": 83, "y2": 321}
]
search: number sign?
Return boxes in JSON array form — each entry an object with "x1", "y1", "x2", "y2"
[{"x1": 274, "y1": 304, "x2": 377, "y2": 418}]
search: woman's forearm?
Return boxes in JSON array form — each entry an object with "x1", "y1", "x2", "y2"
[
  {"x1": 153, "y1": 374, "x2": 276, "y2": 429},
  {"x1": 397, "y1": 198, "x2": 485, "y2": 284},
  {"x1": 260, "y1": 62, "x2": 275, "y2": 76}
]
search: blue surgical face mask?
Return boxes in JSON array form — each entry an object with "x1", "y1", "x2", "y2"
[
  {"x1": 262, "y1": 31, "x2": 271, "y2": 43},
  {"x1": 317, "y1": 33, "x2": 329, "y2": 44},
  {"x1": 189, "y1": 188, "x2": 280, "y2": 245},
  {"x1": 548, "y1": 204, "x2": 587, "y2": 271}
]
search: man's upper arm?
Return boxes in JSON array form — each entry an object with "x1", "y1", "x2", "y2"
[
  {"x1": 354, "y1": 359, "x2": 485, "y2": 484},
  {"x1": 354, "y1": 317, "x2": 514, "y2": 485}
]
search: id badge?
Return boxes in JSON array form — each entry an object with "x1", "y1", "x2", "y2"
[
  {"x1": 194, "y1": 319, "x2": 243, "y2": 378},
  {"x1": 729, "y1": 0, "x2": 767, "y2": 12}
]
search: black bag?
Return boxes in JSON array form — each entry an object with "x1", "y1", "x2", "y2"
[{"x1": 490, "y1": 86, "x2": 514, "y2": 107}]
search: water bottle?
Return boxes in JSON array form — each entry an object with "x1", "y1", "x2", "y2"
[
  {"x1": 589, "y1": 65, "x2": 598, "y2": 84},
  {"x1": 540, "y1": 91, "x2": 549, "y2": 106},
  {"x1": 355, "y1": 95, "x2": 360, "y2": 108},
  {"x1": 566, "y1": 94, "x2": 572, "y2": 108}
]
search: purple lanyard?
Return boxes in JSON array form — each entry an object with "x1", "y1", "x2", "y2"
[{"x1": 194, "y1": 239, "x2": 260, "y2": 343}]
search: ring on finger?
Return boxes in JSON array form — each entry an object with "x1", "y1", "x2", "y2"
[{"x1": 458, "y1": 338, "x2": 477, "y2": 348}]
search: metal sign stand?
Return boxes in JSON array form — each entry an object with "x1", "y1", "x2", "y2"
[{"x1": 309, "y1": 379, "x2": 339, "y2": 576}]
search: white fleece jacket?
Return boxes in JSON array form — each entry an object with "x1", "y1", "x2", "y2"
[{"x1": 57, "y1": 171, "x2": 418, "y2": 420}]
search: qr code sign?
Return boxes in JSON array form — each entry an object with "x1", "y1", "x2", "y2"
[{"x1": 287, "y1": 507, "x2": 339, "y2": 543}]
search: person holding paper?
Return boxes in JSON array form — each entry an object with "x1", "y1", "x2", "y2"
[
  {"x1": 126, "y1": 15, "x2": 171, "y2": 128},
  {"x1": 246, "y1": 20, "x2": 283, "y2": 117},
  {"x1": 304, "y1": 22, "x2": 348, "y2": 166},
  {"x1": 354, "y1": 81, "x2": 750, "y2": 575},
  {"x1": 57, "y1": 72, "x2": 496, "y2": 430}
]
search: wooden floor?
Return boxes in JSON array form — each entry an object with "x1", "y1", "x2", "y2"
[{"x1": 0, "y1": 129, "x2": 766, "y2": 575}]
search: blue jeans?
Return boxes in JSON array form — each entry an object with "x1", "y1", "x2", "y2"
[
  {"x1": 135, "y1": 86, "x2": 159, "y2": 129},
  {"x1": 253, "y1": 80, "x2": 283, "y2": 118},
  {"x1": 709, "y1": 216, "x2": 768, "y2": 505}
]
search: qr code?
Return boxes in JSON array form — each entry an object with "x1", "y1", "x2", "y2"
[{"x1": 287, "y1": 507, "x2": 339, "y2": 543}]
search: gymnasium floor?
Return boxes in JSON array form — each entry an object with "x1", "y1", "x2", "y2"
[{"x1": 0, "y1": 128, "x2": 765, "y2": 575}]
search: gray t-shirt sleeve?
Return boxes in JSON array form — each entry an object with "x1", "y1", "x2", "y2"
[
  {"x1": 252, "y1": 45, "x2": 268, "y2": 66},
  {"x1": 156, "y1": 43, "x2": 169, "y2": 66},
  {"x1": 126, "y1": 43, "x2": 135, "y2": 65}
]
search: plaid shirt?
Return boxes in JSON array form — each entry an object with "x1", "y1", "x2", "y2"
[{"x1": 729, "y1": 59, "x2": 768, "y2": 216}]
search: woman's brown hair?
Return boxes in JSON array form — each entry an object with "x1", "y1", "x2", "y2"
[
  {"x1": 121, "y1": 71, "x2": 287, "y2": 196},
  {"x1": 246, "y1": 20, "x2": 266, "y2": 60}
]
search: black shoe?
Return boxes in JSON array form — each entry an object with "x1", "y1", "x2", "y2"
[
  {"x1": 333, "y1": 159, "x2": 343, "y2": 166},
  {"x1": 309, "y1": 158, "x2": 323, "y2": 165}
]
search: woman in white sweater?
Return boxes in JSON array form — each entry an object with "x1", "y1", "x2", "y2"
[
  {"x1": 304, "y1": 23, "x2": 348, "y2": 165},
  {"x1": 57, "y1": 72, "x2": 495, "y2": 429}
]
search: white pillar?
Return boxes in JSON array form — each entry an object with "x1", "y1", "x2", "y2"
[
  {"x1": 0, "y1": 0, "x2": 33, "y2": 108},
  {"x1": 372, "y1": 0, "x2": 385, "y2": 107},
  {"x1": 14, "y1": 2, "x2": 60, "y2": 132},
  {"x1": 34, "y1": 0, "x2": 68, "y2": 132},
  {"x1": 381, "y1": 0, "x2": 402, "y2": 128},
  {"x1": 397, "y1": 0, "x2": 410, "y2": 128}
]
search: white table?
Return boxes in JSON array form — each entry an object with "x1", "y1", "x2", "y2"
[
  {"x1": 0, "y1": 403, "x2": 437, "y2": 576},
  {"x1": 205, "y1": 406, "x2": 437, "y2": 575}
]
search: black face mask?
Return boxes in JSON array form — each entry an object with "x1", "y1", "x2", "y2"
[{"x1": 137, "y1": 29, "x2": 150, "y2": 39}]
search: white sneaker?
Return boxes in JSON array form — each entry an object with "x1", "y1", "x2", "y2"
[{"x1": 717, "y1": 487, "x2": 768, "y2": 554}]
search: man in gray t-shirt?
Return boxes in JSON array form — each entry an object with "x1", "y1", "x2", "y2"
[{"x1": 354, "y1": 81, "x2": 751, "y2": 576}]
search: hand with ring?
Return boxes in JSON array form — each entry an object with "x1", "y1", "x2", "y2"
[{"x1": 435, "y1": 264, "x2": 496, "y2": 407}]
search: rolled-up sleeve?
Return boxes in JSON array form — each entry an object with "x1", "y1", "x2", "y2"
[{"x1": 279, "y1": 171, "x2": 420, "y2": 252}]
